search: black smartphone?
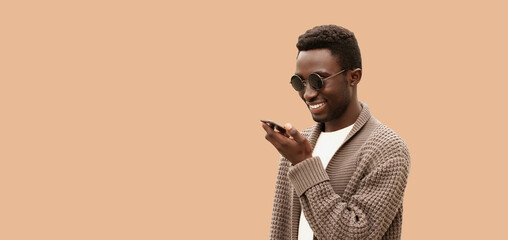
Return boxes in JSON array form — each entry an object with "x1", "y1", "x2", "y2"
[{"x1": 260, "y1": 119, "x2": 290, "y2": 137}]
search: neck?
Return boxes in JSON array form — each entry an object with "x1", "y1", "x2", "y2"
[{"x1": 323, "y1": 100, "x2": 362, "y2": 132}]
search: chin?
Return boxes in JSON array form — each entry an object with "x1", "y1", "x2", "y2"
[{"x1": 311, "y1": 113, "x2": 327, "y2": 123}]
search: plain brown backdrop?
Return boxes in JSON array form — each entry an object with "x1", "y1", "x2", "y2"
[{"x1": 1, "y1": 0, "x2": 507, "y2": 239}]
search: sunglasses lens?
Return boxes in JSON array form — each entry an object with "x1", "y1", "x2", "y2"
[
  {"x1": 308, "y1": 74, "x2": 323, "y2": 90},
  {"x1": 290, "y1": 75, "x2": 305, "y2": 91}
]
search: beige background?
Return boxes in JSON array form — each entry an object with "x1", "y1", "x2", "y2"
[{"x1": 1, "y1": 0, "x2": 507, "y2": 239}]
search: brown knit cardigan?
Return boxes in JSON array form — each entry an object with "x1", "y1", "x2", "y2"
[{"x1": 269, "y1": 102, "x2": 410, "y2": 240}]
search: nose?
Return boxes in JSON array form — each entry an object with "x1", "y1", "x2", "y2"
[{"x1": 303, "y1": 83, "x2": 318, "y2": 102}]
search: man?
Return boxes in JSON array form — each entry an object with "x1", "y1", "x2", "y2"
[{"x1": 261, "y1": 25, "x2": 410, "y2": 240}]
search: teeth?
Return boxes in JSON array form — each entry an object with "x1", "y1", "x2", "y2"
[{"x1": 309, "y1": 103, "x2": 325, "y2": 109}]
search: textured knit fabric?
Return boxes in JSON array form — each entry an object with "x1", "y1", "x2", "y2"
[
  {"x1": 312, "y1": 123, "x2": 354, "y2": 167},
  {"x1": 299, "y1": 123, "x2": 354, "y2": 239},
  {"x1": 269, "y1": 102, "x2": 410, "y2": 240}
]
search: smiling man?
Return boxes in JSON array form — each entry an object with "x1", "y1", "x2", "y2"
[{"x1": 261, "y1": 25, "x2": 410, "y2": 240}]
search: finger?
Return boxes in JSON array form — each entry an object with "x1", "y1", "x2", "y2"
[
  {"x1": 262, "y1": 122, "x2": 290, "y2": 138},
  {"x1": 261, "y1": 122, "x2": 273, "y2": 132},
  {"x1": 262, "y1": 122, "x2": 286, "y2": 145},
  {"x1": 284, "y1": 123, "x2": 307, "y2": 144}
]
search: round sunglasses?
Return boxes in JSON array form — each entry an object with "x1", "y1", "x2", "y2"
[{"x1": 290, "y1": 69, "x2": 346, "y2": 92}]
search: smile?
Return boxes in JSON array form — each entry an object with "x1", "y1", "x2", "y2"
[{"x1": 309, "y1": 102, "x2": 325, "y2": 109}]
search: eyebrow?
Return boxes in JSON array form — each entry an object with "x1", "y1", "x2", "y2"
[
  {"x1": 294, "y1": 71, "x2": 331, "y2": 79},
  {"x1": 313, "y1": 71, "x2": 331, "y2": 76},
  {"x1": 293, "y1": 73, "x2": 304, "y2": 80}
]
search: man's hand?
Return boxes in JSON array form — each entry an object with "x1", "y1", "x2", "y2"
[{"x1": 261, "y1": 122, "x2": 312, "y2": 165}]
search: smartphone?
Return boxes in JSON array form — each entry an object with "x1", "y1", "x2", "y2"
[{"x1": 260, "y1": 119, "x2": 290, "y2": 137}]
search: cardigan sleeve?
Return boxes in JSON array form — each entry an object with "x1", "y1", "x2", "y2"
[
  {"x1": 288, "y1": 139, "x2": 410, "y2": 239},
  {"x1": 269, "y1": 156, "x2": 293, "y2": 240}
]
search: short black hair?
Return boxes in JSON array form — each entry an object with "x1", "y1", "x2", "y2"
[{"x1": 296, "y1": 25, "x2": 362, "y2": 70}]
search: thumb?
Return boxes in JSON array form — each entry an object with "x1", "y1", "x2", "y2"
[{"x1": 284, "y1": 123, "x2": 306, "y2": 143}]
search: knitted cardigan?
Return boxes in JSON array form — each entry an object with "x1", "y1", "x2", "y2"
[{"x1": 269, "y1": 102, "x2": 410, "y2": 240}]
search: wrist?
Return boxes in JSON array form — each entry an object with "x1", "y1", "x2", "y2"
[{"x1": 291, "y1": 155, "x2": 312, "y2": 166}]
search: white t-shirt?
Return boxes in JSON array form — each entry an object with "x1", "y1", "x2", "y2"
[{"x1": 298, "y1": 123, "x2": 354, "y2": 240}]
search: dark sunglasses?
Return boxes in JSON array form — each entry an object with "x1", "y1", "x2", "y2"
[{"x1": 290, "y1": 69, "x2": 346, "y2": 92}]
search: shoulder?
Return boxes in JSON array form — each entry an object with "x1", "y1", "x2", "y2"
[
  {"x1": 360, "y1": 123, "x2": 410, "y2": 168},
  {"x1": 370, "y1": 124, "x2": 409, "y2": 151}
]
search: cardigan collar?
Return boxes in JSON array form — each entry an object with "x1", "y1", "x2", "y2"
[{"x1": 306, "y1": 102, "x2": 372, "y2": 149}]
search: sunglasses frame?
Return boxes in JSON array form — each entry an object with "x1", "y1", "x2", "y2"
[{"x1": 290, "y1": 69, "x2": 346, "y2": 92}]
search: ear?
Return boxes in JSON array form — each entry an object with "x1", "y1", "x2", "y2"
[{"x1": 348, "y1": 68, "x2": 362, "y2": 87}]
